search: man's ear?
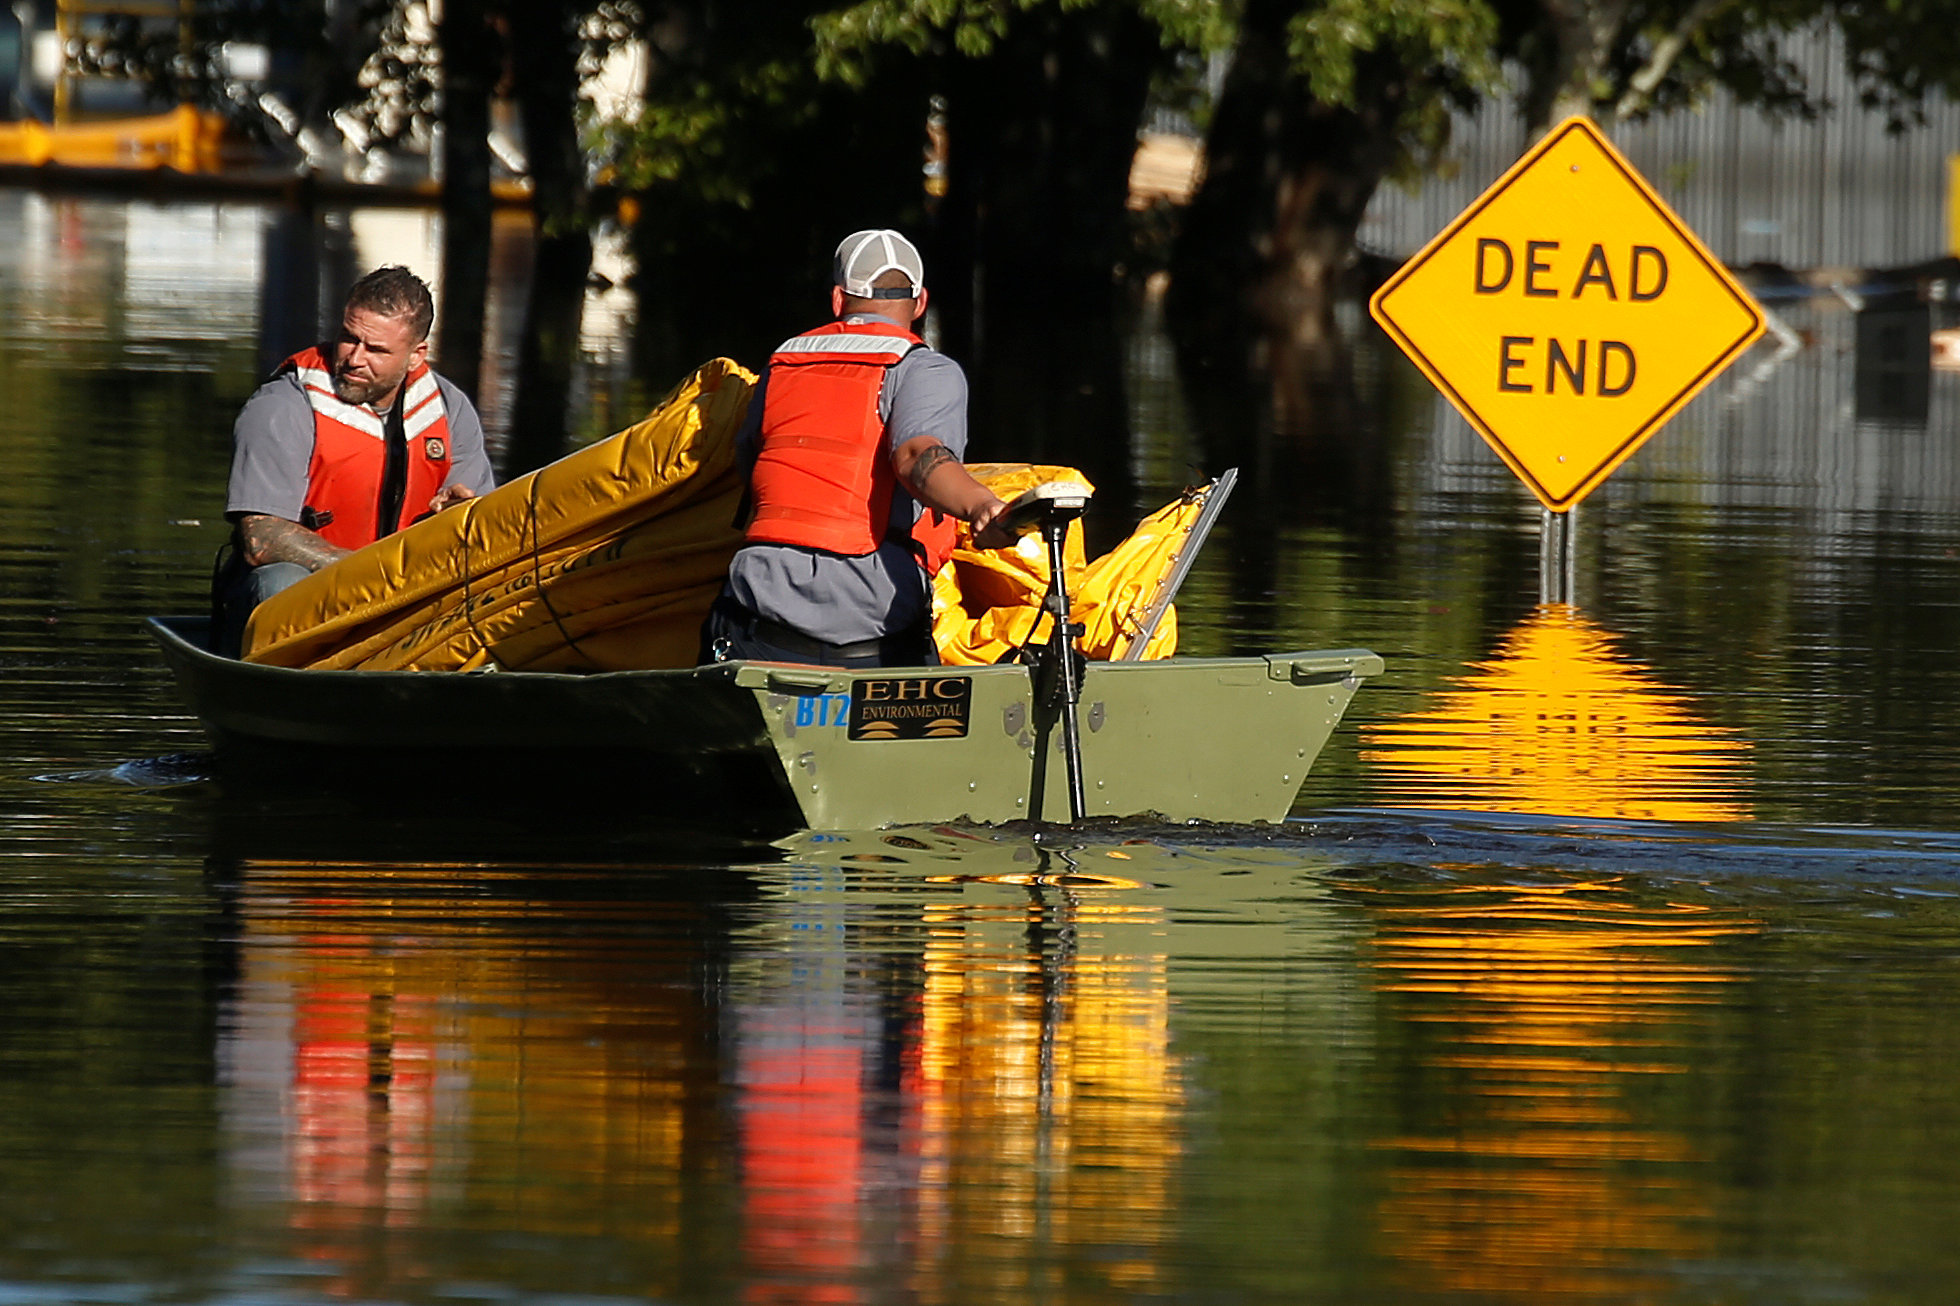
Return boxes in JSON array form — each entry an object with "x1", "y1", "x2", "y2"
[
  {"x1": 911, "y1": 287, "x2": 929, "y2": 322},
  {"x1": 830, "y1": 285, "x2": 846, "y2": 318}
]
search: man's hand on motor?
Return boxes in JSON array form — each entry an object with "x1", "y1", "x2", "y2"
[{"x1": 969, "y1": 497, "x2": 1014, "y2": 551}]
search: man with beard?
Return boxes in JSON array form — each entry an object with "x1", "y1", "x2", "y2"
[{"x1": 216, "y1": 265, "x2": 496, "y2": 655}]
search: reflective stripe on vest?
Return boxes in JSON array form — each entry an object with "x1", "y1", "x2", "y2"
[
  {"x1": 281, "y1": 345, "x2": 454, "y2": 552},
  {"x1": 772, "y1": 331, "x2": 917, "y2": 361},
  {"x1": 745, "y1": 320, "x2": 923, "y2": 560}
]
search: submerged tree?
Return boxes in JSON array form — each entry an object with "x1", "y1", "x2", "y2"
[
  {"x1": 1167, "y1": 0, "x2": 1500, "y2": 366},
  {"x1": 598, "y1": 0, "x2": 1212, "y2": 481},
  {"x1": 437, "y1": 0, "x2": 499, "y2": 400},
  {"x1": 595, "y1": 0, "x2": 934, "y2": 378},
  {"x1": 812, "y1": 0, "x2": 1197, "y2": 469},
  {"x1": 499, "y1": 0, "x2": 609, "y2": 471},
  {"x1": 78, "y1": 0, "x2": 1960, "y2": 474}
]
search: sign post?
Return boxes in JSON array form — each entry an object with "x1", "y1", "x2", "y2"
[{"x1": 1369, "y1": 116, "x2": 1766, "y2": 600}]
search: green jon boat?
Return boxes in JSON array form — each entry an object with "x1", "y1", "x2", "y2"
[{"x1": 147, "y1": 615, "x2": 1381, "y2": 831}]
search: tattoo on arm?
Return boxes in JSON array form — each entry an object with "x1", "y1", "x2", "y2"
[
  {"x1": 904, "y1": 442, "x2": 958, "y2": 497},
  {"x1": 238, "y1": 514, "x2": 350, "y2": 572}
]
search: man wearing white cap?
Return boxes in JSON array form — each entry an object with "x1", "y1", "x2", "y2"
[{"x1": 701, "y1": 229, "x2": 1010, "y2": 667}]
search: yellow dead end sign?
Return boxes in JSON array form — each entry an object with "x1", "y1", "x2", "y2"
[{"x1": 1370, "y1": 116, "x2": 1766, "y2": 511}]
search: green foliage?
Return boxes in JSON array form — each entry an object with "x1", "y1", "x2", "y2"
[
  {"x1": 810, "y1": 0, "x2": 1018, "y2": 76},
  {"x1": 1483, "y1": 0, "x2": 1960, "y2": 131},
  {"x1": 603, "y1": 0, "x2": 1223, "y2": 211},
  {"x1": 1838, "y1": 0, "x2": 1960, "y2": 126},
  {"x1": 594, "y1": 28, "x2": 820, "y2": 207},
  {"x1": 808, "y1": 0, "x2": 1233, "y2": 84},
  {"x1": 1140, "y1": 0, "x2": 1242, "y2": 55},
  {"x1": 1286, "y1": 0, "x2": 1502, "y2": 109}
]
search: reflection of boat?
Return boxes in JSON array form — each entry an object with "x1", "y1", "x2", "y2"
[
  {"x1": 148, "y1": 614, "x2": 1381, "y2": 830},
  {"x1": 213, "y1": 822, "x2": 1212, "y2": 1298}
]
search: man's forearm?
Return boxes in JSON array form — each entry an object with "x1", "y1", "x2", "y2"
[
  {"x1": 894, "y1": 437, "x2": 1004, "y2": 526},
  {"x1": 236, "y1": 513, "x2": 352, "y2": 571}
]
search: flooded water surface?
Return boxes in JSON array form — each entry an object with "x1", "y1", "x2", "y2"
[{"x1": 4, "y1": 189, "x2": 1960, "y2": 1304}]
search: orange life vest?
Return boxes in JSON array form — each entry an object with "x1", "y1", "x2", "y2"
[
  {"x1": 745, "y1": 320, "x2": 957, "y2": 575},
  {"x1": 280, "y1": 345, "x2": 454, "y2": 552}
]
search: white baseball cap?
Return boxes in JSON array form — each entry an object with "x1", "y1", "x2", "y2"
[{"x1": 834, "y1": 229, "x2": 925, "y2": 299}]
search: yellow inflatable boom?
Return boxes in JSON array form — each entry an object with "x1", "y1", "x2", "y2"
[
  {"x1": 243, "y1": 358, "x2": 1205, "y2": 673},
  {"x1": 244, "y1": 357, "x2": 756, "y2": 671},
  {"x1": 932, "y1": 465, "x2": 1202, "y2": 665}
]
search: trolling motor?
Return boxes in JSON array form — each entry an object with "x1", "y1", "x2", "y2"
[{"x1": 997, "y1": 480, "x2": 1094, "y2": 821}]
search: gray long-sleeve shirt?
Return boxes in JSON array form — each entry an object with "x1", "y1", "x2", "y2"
[{"x1": 726, "y1": 323, "x2": 969, "y2": 644}]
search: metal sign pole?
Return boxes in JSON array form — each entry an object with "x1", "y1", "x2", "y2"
[{"x1": 1539, "y1": 506, "x2": 1577, "y2": 605}]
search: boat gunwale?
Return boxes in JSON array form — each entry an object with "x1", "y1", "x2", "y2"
[{"x1": 147, "y1": 615, "x2": 1383, "y2": 686}]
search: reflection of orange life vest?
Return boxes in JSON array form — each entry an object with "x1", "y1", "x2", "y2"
[
  {"x1": 281, "y1": 345, "x2": 454, "y2": 552},
  {"x1": 745, "y1": 320, "x2": 958, "y2": 575}
]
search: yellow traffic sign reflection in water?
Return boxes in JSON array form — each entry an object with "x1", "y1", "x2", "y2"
[
  {"x1": 1370, "y1": 116, "x2": 1766, "y2": 511},
  {"x1": 1363, "y1": 605, "x2": 1750, "y2": 822}
]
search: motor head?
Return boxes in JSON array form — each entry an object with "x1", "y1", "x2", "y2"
[{"x1": 996, "y1": 480, "x2": 1093, "y2": 537}]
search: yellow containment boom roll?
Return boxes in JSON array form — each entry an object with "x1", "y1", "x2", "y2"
[
  {"x1": 243, "y1": 361, "x2": 1208, "y2": 674},
  {"x1": 931, "y1": 465, "x2": 1205, "y2": 665},
  {"x1": 244, "y1": 357, "x2": 757, "y2": 672}
]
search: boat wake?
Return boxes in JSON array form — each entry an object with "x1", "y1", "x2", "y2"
[
  {"x1": 1285, "y1": 806, "x2": 1960, "y2": 886},
  {"x1": 31, "y1": 752, "x2": 217, "y2": 788}
]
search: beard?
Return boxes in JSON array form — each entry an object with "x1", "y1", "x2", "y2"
[{"x1": 331, "y1": 362, "x2": 400, "y2": 407}]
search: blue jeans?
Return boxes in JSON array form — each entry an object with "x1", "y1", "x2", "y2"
[
  {"x1": 697, "y1": 593, "x2": 936, "y2": 668},
  {"x1": 217, "y1": 560, "x2": 309, "y2": 658}
]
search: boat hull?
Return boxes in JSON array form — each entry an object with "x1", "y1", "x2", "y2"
[{"x1": 147, "y1": 616, "x2": 1381, "y2": 830}]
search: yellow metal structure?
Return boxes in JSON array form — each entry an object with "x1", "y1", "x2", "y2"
[
  {"x1": 52, "y1": 0, "x2": 193, "y2": 125},
  {"x1": 0, "y1": 103, "x2": 227, "y2": 170},
  {"x1": 1950, "y1": 154, "x2": 1960, "y2": 257},
  {"x1": 1370, "y1": 116, "x2": 1765, "y2": 512}
]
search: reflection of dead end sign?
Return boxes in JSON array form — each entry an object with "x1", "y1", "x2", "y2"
[
  {"x1": 1369, "y1": 115, "x2": 1766, "y2": 512},
  {"x1": 848, "y1": 676, "x2": 973, "y2": 741}
]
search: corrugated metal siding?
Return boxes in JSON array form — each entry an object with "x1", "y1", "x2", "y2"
[
  {"x1": 1358, "y1": 25, "x2": 1960, "y2": 270},
  {"x1": 1383, "y1": 299, "x2": 1960, "y2": 525}
]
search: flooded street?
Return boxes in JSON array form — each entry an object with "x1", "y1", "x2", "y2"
[{"x1": 4, "y1": 189, "x2": 1960, "y2": 1303}]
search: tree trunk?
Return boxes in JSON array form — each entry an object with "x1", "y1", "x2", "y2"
[
  {"x1": 1164, "y1": 0, "x2": 1418, "y2": 529},
  {"x1": 438, "y1": 0, "x2": 496, "y2": 403},
  {"x1": 503, "y1": 0, "x2": 593, "y2": 475},
  {"x1": 626, "y1": 5, "x2": 932, "y2": 382},
  {"x1": 1518, "y1": 0, "x2": 1631, "y2": 133},
  {"x1": 932, "y1": 1, "x2": 1159, "y2": 482},
  {"x1": 1166, "y1": 0, "x2": 1405, "y2": 367}
]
